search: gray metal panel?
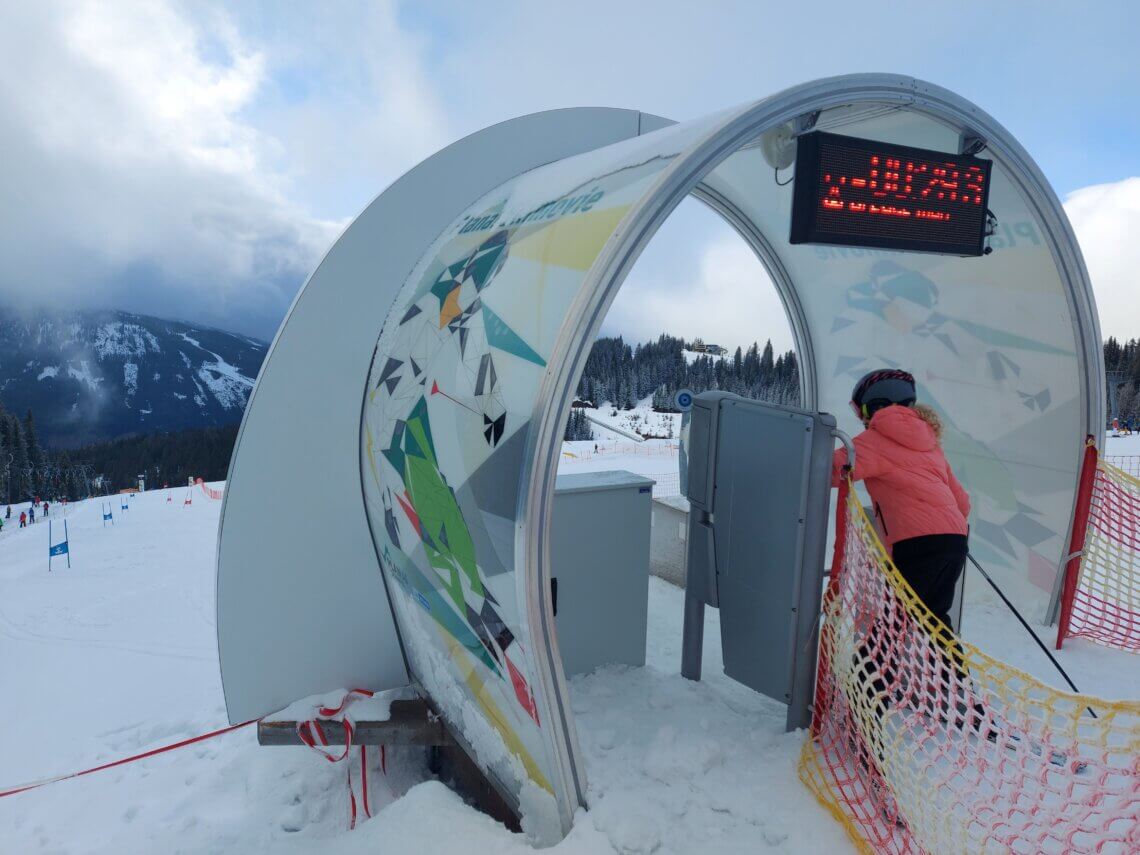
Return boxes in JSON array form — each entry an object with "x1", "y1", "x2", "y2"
[
  {"x1": 681, "y1": 392, "x2": 836, "y2": 729},
  {"x1": 714, "y1": 399, "x2": 817, "y2": 703},
  {"x1": 215, "y1": 108, "x2": 663, "y2": 725},
  {"x1": 551, "y1": 471, "x2": 651, "y2": 676}
]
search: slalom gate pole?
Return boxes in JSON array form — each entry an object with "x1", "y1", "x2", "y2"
[
  {"x1": 64, "y1": 518, "x2": 70, "y2": 568},
  {"x1": 966, "y1": 553, "x2": 1097, "y2": 719},
  {"x1": 48, "y1": 519, "x2": 53, "y2": 572}
]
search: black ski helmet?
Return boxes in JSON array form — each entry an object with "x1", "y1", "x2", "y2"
[{"x1": 851, "y1": 369, "x2": 916, "y2": 420}]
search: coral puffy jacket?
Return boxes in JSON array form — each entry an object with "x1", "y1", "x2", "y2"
[{"x1": 832, "y1": 405, "x2": 970, "y2": 549}]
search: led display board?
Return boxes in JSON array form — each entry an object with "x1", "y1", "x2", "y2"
[{"x1": 789, "y1": 131, "x2": 993, "y2": 256}]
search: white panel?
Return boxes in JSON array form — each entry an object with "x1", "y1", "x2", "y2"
[{"x1": 216, "y1": 108, "x2": 661, "y2": 725}]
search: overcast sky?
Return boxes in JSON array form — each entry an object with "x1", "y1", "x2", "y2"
[{"x1": 1, "y1": 1, "x2": 1137, "y2": 352}]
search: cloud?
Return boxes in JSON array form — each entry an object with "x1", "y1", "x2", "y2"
[
  {"x1": 1064, "y1": 178, "x2": 1140, "y2": 344},
  {"x1": 2, "y1": 0, "x2": 1134, "y2": 349},
  {"x1": 601, "y1": 200, "x2": 794, "y2": 354},
  {"x1": 0, "y1": 1, "x2": 446, "y2": 338}
]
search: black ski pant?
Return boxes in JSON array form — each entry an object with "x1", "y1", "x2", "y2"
[{"x1": 855, "y1": 534, "x2": 982, "y2": 728}]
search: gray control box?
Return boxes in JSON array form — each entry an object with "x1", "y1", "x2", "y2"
[
  {"x1": 551, "y1": 470, "x2": 653, "y2": 676},
  {"x1": 681, "y1": 392, "x2": 839, "y2": 731}
]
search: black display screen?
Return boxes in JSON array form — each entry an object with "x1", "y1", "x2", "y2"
[{"x1": 789, "y1": 131, "x2": 993, "y2": 256}]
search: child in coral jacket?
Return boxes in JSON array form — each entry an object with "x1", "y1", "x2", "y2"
[
  {"x1": 834, "y1": 369, "x2": 985, "y2": 736},
  {"x1": 833, "y1": 368, "x2": 971, "y2": 633}
]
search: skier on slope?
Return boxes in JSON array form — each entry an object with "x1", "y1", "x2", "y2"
[
  {"x1": 28, "y1": 505, "x2": 35, "y2": 524},
  {"x1": 19, "y1": 511, "x2": 26, "y2": 528},
  {"x1": 832, "y1": 369, "x2": 978, "y2": 726}
]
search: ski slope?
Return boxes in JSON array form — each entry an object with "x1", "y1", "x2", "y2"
[
  {"x1": 576, "y1": 400, "x2": 682, "y2": 444},
  {"x1": 0, "y1": 485, "x2": 852, "y2": 853},
  {"x1": 0, "y1": 448, "x2": 1135, "y2": 852}
]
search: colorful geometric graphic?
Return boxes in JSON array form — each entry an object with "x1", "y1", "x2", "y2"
[{"x1": 360, "y1": 147, "x2": 677, "y2": 823}]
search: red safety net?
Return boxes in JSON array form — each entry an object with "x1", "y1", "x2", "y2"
[
  {"x1": 1057, "y1": 445, "x2": 1140, "y2": 651},
  {"x1": 800, "y1": 478, "x2": 1140, "y2": 854},
  {"x1": 195, "y1": 478, "x2": 224, "y2": 501}
]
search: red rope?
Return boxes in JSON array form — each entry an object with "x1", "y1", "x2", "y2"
[
  {"x1": 1, "y1": 687, "x2": 390, "y2": 832},
  {"x1": 0, "y1": 718, "x2": 257, "y2": 798}
]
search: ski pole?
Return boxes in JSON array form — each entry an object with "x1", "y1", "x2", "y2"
[{"x1": 966, "y1": 553, "x2": 1097, "y2": 719}]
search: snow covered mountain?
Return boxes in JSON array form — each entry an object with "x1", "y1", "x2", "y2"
[{"x1": 0, "y1": 307, "x2": 267, "y2": 447}]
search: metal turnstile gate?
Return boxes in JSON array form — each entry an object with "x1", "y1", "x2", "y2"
[{"x1": 680, "y1": 392, "x2": 849, "y2": 731}]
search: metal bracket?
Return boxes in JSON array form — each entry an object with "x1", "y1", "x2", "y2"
[
  {"x1": 795, "y1": 110, "x2": 821, "y2": 135},
  {"x1": 959, "y1": 133, "x2": 987, "y2": 157}
]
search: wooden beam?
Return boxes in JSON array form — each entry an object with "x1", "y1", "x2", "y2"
[{"x1": 257, "y1": 698, "x2": 451, "y2": 746}]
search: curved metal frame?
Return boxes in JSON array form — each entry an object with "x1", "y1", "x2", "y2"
[{"x1": 521, "y1": 74, "x2": 1103, "y2": 822}]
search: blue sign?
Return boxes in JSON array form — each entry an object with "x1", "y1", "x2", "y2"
[
  {"x1": 49, "y1": 542, "x2": 69, "y2": 557},
  {"x1": 674, "y1": 388, "x2": 695, "y2": 412}
]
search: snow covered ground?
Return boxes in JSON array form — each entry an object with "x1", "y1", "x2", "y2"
[
  {"x1": 561, "y1": 438, "x2": 683, "y2": 499},
  {"x1": 0, "y1": 485, "x2": 852, "y2": 853},
  {"x1": 0, "y1": 438, "x2": 1136, "y2": 852}
]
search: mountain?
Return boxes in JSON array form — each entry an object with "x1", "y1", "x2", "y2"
[{"x1": 0, "y1": 307, "x2": 267, "y2": 447}]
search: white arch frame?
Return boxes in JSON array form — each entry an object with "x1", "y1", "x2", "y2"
[
  {"x1": 218, "y1": 74, "x2": 1102, "y2": 840},
  {"x1": 520, "y1": 75, "x2": 1102, "y2": 817}
]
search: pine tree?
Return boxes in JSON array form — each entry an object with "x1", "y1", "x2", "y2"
[
  {"x1": 0, "y1": 406, "x2": 9, "y2": 506},
  {"x1": 9, "y1": 416, "x2": 29, "y2": 502},
  {"x1": 760, "y1": 340, "x2": 775, "y2": 379},
  {"x1": 23, "y1": 410, "x2": 45, "y2": 498}
]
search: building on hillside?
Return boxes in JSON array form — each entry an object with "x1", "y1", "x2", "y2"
[{"x1": 689, "y1": 338, "x2": 728, "y2": 356}]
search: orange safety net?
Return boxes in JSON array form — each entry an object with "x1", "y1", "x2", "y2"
[
  {"x1": 1057, "y1": 449, "x2": 1140, "y2": 652},
  {"x1": 799, "y1": 478, "x2": 1140, "y2": 854}
]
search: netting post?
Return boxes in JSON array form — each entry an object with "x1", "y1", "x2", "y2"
[{"x1": 1055, "y1": 438, "x2": 1098, "y2": 649}]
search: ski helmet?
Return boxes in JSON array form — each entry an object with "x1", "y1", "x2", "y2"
[{"x1": 850, "y1": 369, "x2": 916, "y2": 420}]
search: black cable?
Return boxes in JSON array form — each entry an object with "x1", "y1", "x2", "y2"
[
  {"x1": 774, "y1": 166, "x2": 794, "y2": 186},
  {"x1": 966, "y1": 553, "x2": 1097, "y2": 719}
]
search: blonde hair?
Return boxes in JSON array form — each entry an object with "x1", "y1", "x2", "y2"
[{"x1": 913, "y1": 403, "x2": 943, "y2": 441}]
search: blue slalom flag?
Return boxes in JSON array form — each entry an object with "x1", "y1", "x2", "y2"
[{"x1": 48, "y1": 519, "x2": 71, "y2": 570}]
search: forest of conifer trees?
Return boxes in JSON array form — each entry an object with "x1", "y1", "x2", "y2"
[
  {"x1": 3, "y1": 335, "x2": 1132, "y2": 500},
  {"x1": 575, "y1": 335, "x2": 799, "y2": 409},
  {"x1": 0, "y1": 399, "x2": 238, "y2": 504},
  {"x1": 1104, "y1": 337, "x2": 1140, "y2": 423}
]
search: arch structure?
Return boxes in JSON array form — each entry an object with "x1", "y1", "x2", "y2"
[{"x1": 216, "y1": 75, "x2": 1103, "y2": 843}]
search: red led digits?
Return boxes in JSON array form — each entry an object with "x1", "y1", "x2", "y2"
[{"x1": 819, "y1": 149, "x2": 986, "y2": 224}]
